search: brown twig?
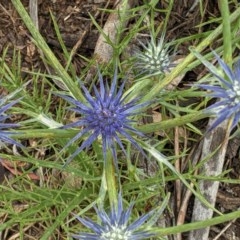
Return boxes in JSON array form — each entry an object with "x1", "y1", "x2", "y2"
[
  {"x1": 176, "y1": 138, "x2": 203, "y2": 239},
  {"x1": 174, "y1": 125, "x2": 182, "y2": 240}
]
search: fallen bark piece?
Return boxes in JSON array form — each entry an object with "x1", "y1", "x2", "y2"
[
  {"x1": 188, "y1": 119, "x2": 230, "y2": 240},
  {"x1": 94, "y1": 0, "x2": 136, "y2": 63}
]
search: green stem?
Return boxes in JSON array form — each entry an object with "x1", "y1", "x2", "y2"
[
  {"x1": 153, "y1": 209, "x2": 240, "y2": 236},
  {"x1": 105, "y1": 151, "x2": 118, "y2": 210},
  {"x1": 13, "y1": 128, "x2": 77, "y2": 139},
  {"x1": 138, "y1": 111, "x2": 208, "y2": 133},
  {"x1": 11, "y1": 111, "x2": 208, "y2": 139},
  {"x1": 218, "y1": 0, "x2": 232, "y2": 66}
]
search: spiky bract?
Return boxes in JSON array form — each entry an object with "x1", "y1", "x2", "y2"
[
  {"x1": 60, "y1": 68, "x2": 148, "y2": 166},
  {"x1": 135, "y1": 35, "x2": 174, "y2": 75},
  {"x1": 72, "y1": 193, "x2": 159, "y2": 240},
  {"x1": 197, "y1": 52, "x2": 240, "y2": 131},
  {"x1": 0, "y1": 98, "x2": 21, "y2": 147}
]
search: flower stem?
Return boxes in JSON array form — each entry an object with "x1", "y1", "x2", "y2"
[
  {"x1": 219, "y1": 0, "x2": 232, "y2": 66},
  {"x1": 105, "y1": 151, "x2": 118, "y2": 210}
]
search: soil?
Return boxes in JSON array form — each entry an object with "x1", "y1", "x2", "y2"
[{"x1": 0, "y1": 0, "x2": 240, "y2": 240}]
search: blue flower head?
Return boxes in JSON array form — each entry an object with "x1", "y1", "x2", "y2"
[
  {"x1": 60, "y1": 68, "x2": 149, "y2": 166},
  {"x1": 0, "y1": 98, "x2": 22, "y2": 147},
  {"x1": 196, "y1": 51, "x2": 240, "y2": 131},
  {"x1": 72, "y1": 193, "x2": 161, "y2": 240},
  {"x1": 135, "y1": 35, "x2": 174, "y2": 76}
]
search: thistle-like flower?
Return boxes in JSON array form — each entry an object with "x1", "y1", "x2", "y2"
[
  {"x1": 72, "y1": 193, "x2": 161, "y2": 240},
  {"x1": 195, "y1": 51, "x2": 240, "y2": 131},
  {"x1": 60, "y1": 68, "x2": 149, "y2": 166},
  {"x1": 0, "y1": 98, "x2": 22, "y2": 147},
  {"x1": 135, "y1": 35, "x2": 174, "y2": 76}
]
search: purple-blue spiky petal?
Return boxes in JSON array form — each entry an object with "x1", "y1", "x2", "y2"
[
  {"x1": 75, "y1": 215, "x2": 104, "y2": 234},
  {"x1": 62, "y1": 127, "x2": 90, "y2": 150},
  {"x1": 0, "y1": 99, "x2": 20, "y2": 114},
  {"x1": 59, "y1": 67, "x2": 149, "y2": 165},
  {"x1": 71, "y1": 233, "x2": 100, "y2": 240},
  {"x1": 60, "y1": 120, "x2": 86, "y2": 129},
  {"x1": 127, "y1": 209, "x2": 155, "y2": 232},
  {"x1": 0, "y1": 134, "x2": 23, "y2": 147},
  {"x1": 0, "y1": 98, "x2": 22, "y2": 147},
  {"x1": 196, "y1": 52, "x2": 240, "y2": 131},
  {"x1": 63, "y1": 130, "x2": 99, "y2": 167},
  {"x1": 97, "y1": 68, "x2": 106, "y2": 99},
  {"x1": 72, "y1": 193, "x2": 161, "y2": 240},
  {"x1": 213, "y1": 51, "x2": 234, "y2": 84},
  {"x1": 0, "y1": 123, "x2": 19, "y2": 129},
  {"x1": 234, "y1": 60, "x2": 240, "y2": 79},
  {"x1": 233, "y1": 111, "x2": 240, "y2": 128}
]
